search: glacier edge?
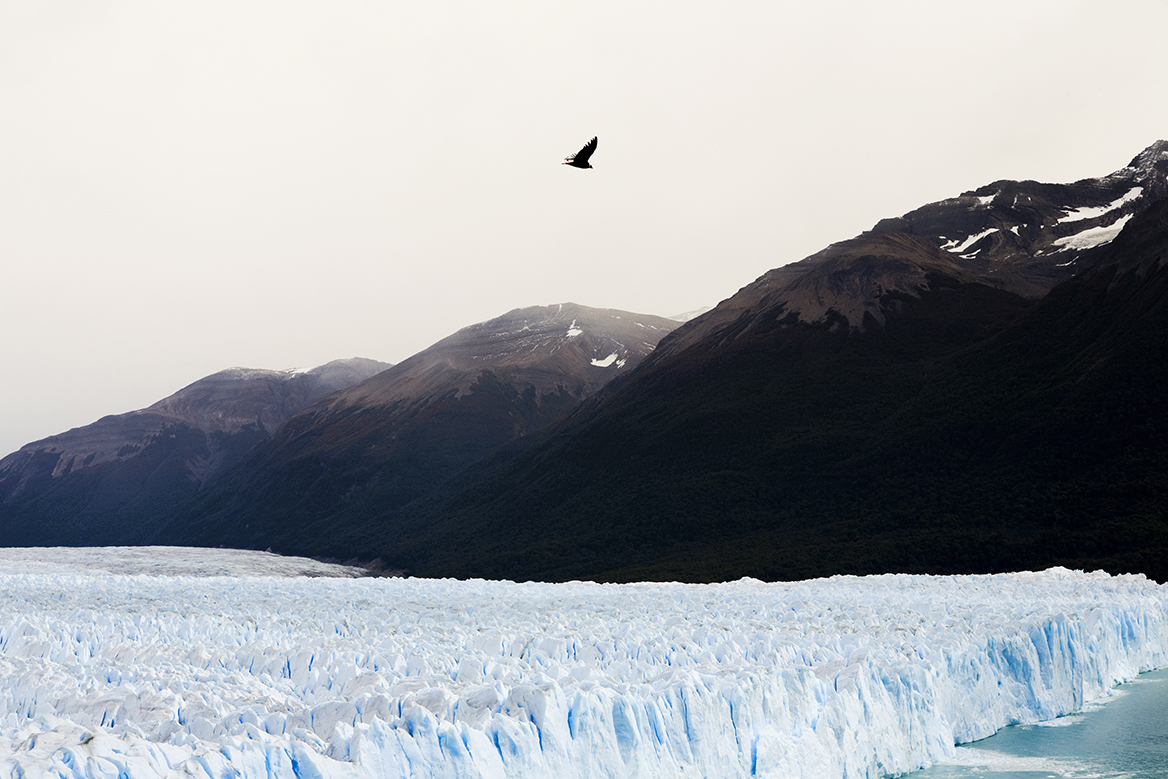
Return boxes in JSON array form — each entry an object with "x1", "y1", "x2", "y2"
[{"x1": 1, "y1": 562, "x2": 1166, "y2": 779}]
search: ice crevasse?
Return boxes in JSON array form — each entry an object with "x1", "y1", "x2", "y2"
[{"x1": 1, "y1": 565, "x2": 1167, "y2": 779}]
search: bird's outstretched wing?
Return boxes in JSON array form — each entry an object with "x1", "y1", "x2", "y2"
[
  {"x1": 564, "y1": 136, "x2": 598, "y2": 167},
  {"x1": 574, "y1": 136, "x2": 598, "y2": 164}
]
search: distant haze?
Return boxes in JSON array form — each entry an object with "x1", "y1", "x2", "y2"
[{"x1": 3, "y1": 0, "x2": 1168, "y2": 457}]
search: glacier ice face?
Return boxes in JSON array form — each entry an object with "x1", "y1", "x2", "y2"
[
  {"x1": 1, "y1": 553, "x2": 1166, "y2": 779},
  {"x1": 0, "y1": 546, "x2": 371, "y2": 579}
]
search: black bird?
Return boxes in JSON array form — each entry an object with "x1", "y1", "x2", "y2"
[{"x1": 563, "y1": 136, "x2": 598, "y2": 169}]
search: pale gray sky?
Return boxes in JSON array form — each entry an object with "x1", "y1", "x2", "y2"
[{"x1": 3, "y1": 0, "x2": 1168, "y2": 457}]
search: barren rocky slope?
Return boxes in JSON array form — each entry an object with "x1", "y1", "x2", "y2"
[
  {"x1": 0, "y1": 358, "x2": 390, "y2": 545},
  {"x1": 158, "y1": 303, "x2": 678, "y2": 554}
]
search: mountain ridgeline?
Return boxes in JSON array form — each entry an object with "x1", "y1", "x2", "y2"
[
  {"x1": 295, "y1": 140, "x2": 1168, "y2": 582},
  {"x1": 0, "y1": 306, "x2": 678, "y2": 550},
  {"x1": 4, "y1": 142, "x2": 1168, "y2": 582},
  {"x1": 0, "y1": 359, "x2": 391, "y2": 546},
  {"x1": 389, "y1": 194, "x2": 1168, "y2": 582},
  {"x1": 154, "y1": 304, "x2": 679, "y2": 553}
]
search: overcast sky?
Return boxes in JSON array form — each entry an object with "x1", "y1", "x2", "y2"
[{"x1": 3, "y1": 0, "x2": 1168, "y2": 456}]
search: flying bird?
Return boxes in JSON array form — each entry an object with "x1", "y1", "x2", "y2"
[{"x1": 563, "y1": 136, "x2": 598, "y2": 169}]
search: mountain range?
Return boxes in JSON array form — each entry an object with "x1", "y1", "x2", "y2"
[
  {"x1": 0, "y1": 359, "x2": 390, "y2": 545},
  {"x1": 0, "y1": 306, "x2": 678, "y2": 550},
  {"x1": 3, "y1": 141, "x2": 1167, "y2": 582},
  {"x1": 152, "y1": 304, "x2": 679, "y2": 554}
]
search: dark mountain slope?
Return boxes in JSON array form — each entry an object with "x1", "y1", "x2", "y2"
[
  {"x1": 864, "y1": 195, "x2": 1168, "y2": 578},
  {"x1": 654, "y1": 140, "x2": 1168, "y2": 361},
  {"x1": 384, "y1": 200, "x2": 1168, "y2": 584},
  {"x1": 380, "y1": 233, "x2": 1037, "y2": 579},
  {"x1": 0, "y1": 358, "x2": 390, "y2": 546},
  {"x1": 158, "y1": 304, "x2": 678, "y2": 555}
]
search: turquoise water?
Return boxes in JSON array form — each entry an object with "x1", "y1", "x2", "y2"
[{"x1": 905, "y1": 668, "x2": 1168, "y2": 779}]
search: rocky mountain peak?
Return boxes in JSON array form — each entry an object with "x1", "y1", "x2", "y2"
[
  {"x1": 142, "y1": 303, "x2": 682, "y2": 552},
  {"x1": 145, "y1": 358, "x2": 390, "y2": 435},
  {"x1": 0, "y1": 357, "x2": 390, "y2": 491},
  {"x1": 653, "y1": 141, "x2": 1168, "y2": 360},
  {"x1": 1117, "y1": 139, "x2": 1168, "y2": 178},
  {"x1": 329, "y1": 303, "x2": 678, "y2": 411},
  {"x1": 869, "y1": 141, "x2": 1168, "y2": 298}
]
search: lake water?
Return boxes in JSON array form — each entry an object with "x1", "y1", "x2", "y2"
[{"x1": 905, "y1": 668, "x2": 1168, "y2": 778}]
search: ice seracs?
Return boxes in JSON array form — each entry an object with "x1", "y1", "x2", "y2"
[{"x1": 1, "y1": 551, "x2": 1166, "y2": 779}]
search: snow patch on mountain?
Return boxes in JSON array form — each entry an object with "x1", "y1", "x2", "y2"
[
  {"x1": 1058, "y1": 187, "x2": 1143, "y2": 223},
  {"x1": 1052, "y1": 214, "x2": 1134, "y2": 252},
  {"x1": 941, "y1": 228, "x2": 998, "y2": 254},
  {"x1": 590, "y1": 353, "x2": 625, "y2": 368}
]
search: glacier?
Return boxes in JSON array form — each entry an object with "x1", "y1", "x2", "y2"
[{"x1": 1, "y1": 550, "x2": 1167, "y2": 779}]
